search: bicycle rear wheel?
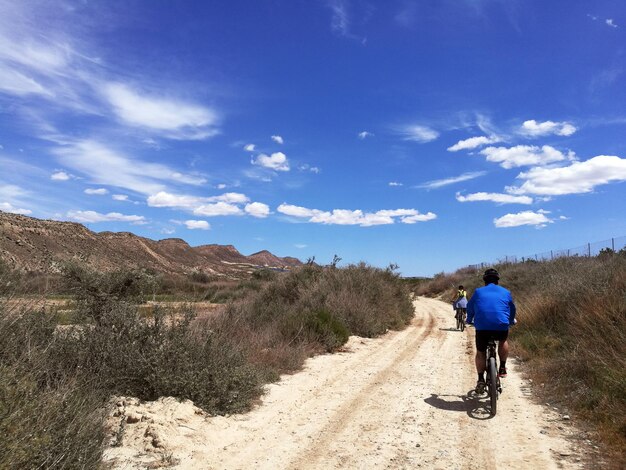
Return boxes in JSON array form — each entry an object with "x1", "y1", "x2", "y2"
[
  {"x1": 488, "y1": 357, "x2": 498, "y2": 415},
  {"x1": 460, "y1": 313, "x2": 465, "y2": 332}
]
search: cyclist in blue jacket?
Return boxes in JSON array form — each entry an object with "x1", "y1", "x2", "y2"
[{"x1": 467, "y1": 268, "x2": 516, "y2": 392}]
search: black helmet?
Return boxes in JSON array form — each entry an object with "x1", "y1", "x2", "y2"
[{"x1": 482, "y1": 268, "x2": 500, "y2": 282}]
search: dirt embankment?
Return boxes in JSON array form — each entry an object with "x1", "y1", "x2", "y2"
[{"x1": 104, "y1": 297, "x2": 591, "y2": 469}]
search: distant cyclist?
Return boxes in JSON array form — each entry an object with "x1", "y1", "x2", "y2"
[
  {"x1": 454, "y1": 285, "x2": 467, "y2": 311},
  {"x1": 466, "y1": 269, "x2": 516, "y2": 392}
]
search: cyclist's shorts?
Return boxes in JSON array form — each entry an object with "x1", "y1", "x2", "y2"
[{"x1": 475, "y1": 330, "x2": 508, "y2": 353}]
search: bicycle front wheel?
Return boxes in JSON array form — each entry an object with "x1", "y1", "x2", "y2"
[
  {"x1": 460, "y1": 314, "x2": 465, "y2": 332},
  {"x1": 488, "y1": 357, "x2": 498, "y2": 415}
]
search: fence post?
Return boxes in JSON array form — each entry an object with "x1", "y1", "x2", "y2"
[
  {"x1": 551, "y1": 250, "x2": 553, "y2": 260},
  {"x1": 588, "y1": 243, "x2": 591, "y2": 257},
  {"x1": 612, "y1": 238, "x2": 615, "y2": 251}
]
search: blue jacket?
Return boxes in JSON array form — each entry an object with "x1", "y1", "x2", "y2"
[{"x1": 467, "y1": 283, "x2": 516, "y2": 331}]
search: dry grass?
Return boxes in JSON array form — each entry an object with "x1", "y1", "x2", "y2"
[
  {"x1": 418, "y1": 254, "x2": 626, "y2": 465},
  {"x1": 0, "y1": 260, "x2": 414, "y2": 467}
]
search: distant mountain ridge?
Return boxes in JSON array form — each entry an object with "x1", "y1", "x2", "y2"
[{"x1": 0, "y1": 211, "x2": 302, "y2": 278}]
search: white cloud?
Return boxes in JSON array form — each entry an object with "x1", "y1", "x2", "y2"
[
  {"x1": 358, "y1": 131, "x2": 373, "y2": 139},
  {"x1": 0, "y1": 201, "x2": 32, "y2": 215},
  {"x1": 295, "y1": 244, "x2": 307, "y2": 249},
  {"x1": 252, "y1": 152, "x2": 290, "y2": 171},
  {"x1": 401, "y1": 213, "x2": 437, "y2": 224},
  {"x1": 53, "y1": 139, "x2": 207, "y2": 194},
  {"x1": 493, "y1": 210, "x2": 553, "y2": 228},
  {"x1": 51, "y1": 171, "x2": 71, "y2": 181},
  {"x1": 389, "y1": 182, "x2": 403, "y2": 187},
  {"x1": 184, "y1": 220, "x2": 210, "y2": 230},
  {"x1": 298, "y1": 163, "x2": 321, "y2": 174},
  {"x1": 480, "y1": 145, "x2": 574, "y2": 169},
  {"x1": 147, "y1": 191, "x2": 250, "y2": 210},
  {"x1": 418, "y1": 171, "x2": 487, "y2": 189},
  {"x1": 244, "y1": 143, "x2": 255, "y2": 151},
  {"x1": 455, "y1": 192, "x2": 533, "y2": 204},
  {"x1": 147, "y1": 191, "x2": 201, "y2": 208},
  {"x1": 84, "y1": 188, "x2": 108, "y2": 195},
  {"x1": 399, "y1": 125, "x2": 439, "y2": 143},
  {"x1": 217, "y1": 183, "x2": 227, "y2": 189},
  {"x1": 245, "y1": 202, "x2": 270, "y2": 218},
  {"x1": 277, "y1": 204, "x2": 317, "y2": 218},
  {"x1": 519, "y1": 120, "x2": 577, "y2": 137},
  {"x1": 277, "y1": 203, "x2": 436, "y2": 227},
  {"x1": 447, "y1": 135, "x2": 500, "y2": 152},
  {"x1": 101, "y1": 83, "x2": 219, "y2": 140},
  {"x1": 606, "y1": 19, "x2": 618, "y2": 28},
  {"x1": 112, "y1": 194, "x2": 128, "y2": 201},
  {"x1": 193, "y1": 202, "x2": 243, "y2": 217},
  {"x1": 65, "y1": 210, "x2": 146, "y2": 224},
  {"x1": 271, "y1": 135, "x2": 284, "y2": 144},
  {"x1": 213, "y1": 192, "x2": 250, "y2": 204},
  {"x1": 507, "y1": 155, "x2": 626, "y2": 196}
]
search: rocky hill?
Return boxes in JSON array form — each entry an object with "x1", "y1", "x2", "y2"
[{"x1": 0, "y1": 211, "x2": 301, "y2": 279}]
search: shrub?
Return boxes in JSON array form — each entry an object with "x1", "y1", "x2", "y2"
[{"x1": 225, "y1": 262, "x2": 414, "y2": 374}]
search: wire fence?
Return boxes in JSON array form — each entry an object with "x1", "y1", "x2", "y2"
[{"x1": 468, "y1": 235, "x2": 626, "y2": 270}]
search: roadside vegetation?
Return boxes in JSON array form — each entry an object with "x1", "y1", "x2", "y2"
[
  {"x1": 0, "y1": 259, "x2": 413, "y2": 468},
  {"x1": 416, "y1": 250, "x2": 626, "y2": 465}
]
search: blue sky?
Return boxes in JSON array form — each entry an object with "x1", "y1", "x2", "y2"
[{"x1": 1, "y1": 0, "x2": 625, "y2": 276}]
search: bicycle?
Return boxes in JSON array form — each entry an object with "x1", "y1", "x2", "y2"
[
  {"x1": 482, "y1": 336, "x2": 502, "y2": 416},
  {"x1": 455, "y1": 308, "x2": 466, "y2": 332}
]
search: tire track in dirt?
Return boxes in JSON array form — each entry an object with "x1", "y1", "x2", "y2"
[{"x1": 287, "y1": 310, "x2": 436, "y2": 469}]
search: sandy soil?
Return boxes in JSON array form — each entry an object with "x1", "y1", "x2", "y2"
[{"x1": 104, "y1": 297, "x2": 586, "y2": 469}]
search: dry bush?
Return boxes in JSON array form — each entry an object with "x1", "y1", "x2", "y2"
[
  {"x1": 222, "y1": 263, "x2": 414, "y2": 377},
  {"x1": 0, "y1": 304, "x2": 106, "y2": 469}
]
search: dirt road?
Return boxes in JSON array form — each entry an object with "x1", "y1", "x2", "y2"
[{"x1": 105, "y1": 297, "x2": 583, "y2": 469}]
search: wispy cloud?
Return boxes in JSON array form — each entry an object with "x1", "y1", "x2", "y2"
[
  {"x1": 394, "y1": 1, "x2": 419, "y2": 27},
  {"x1": 493, "y1": 209, "x2": 553, "y2": 228},
  {"x1": 447, "y1": 135, "x2": 501, "y2": 152},
  {"x1": 519, "y1": 120, "x2": 576, "y2": 137},
  {"x1": 297, "y1": 163, "x2": 321, "y2": 174},
  {"x1": 388, "y1": 182, "x2": 403, "y2": 187},
  {"x1": 507, "y1": 155, "x2": 626, "y2": 196},
  {"x1": 84, "y1": 188, "x2": 109, "y2": 195},
  {"x1": 358, "y1": 131, "x2": 373, "y2": 139},
  {"x1": 65, "y1": 210, "x2": 146, "y2": 224},
  {"x1": 277, "y1": 203, "x2": 436, "y2": 226},
  {"x1": 417, "y1": 171, "x2": 486, "y2": 190},
  {"x1": 480, "y1": 145, "x2": 575, "y2": 169},
  {"x1": 52, "y1": 139, "x2": 207, "y2": 195},
  {"x1": 244, "y1": 143, "x2": 256, "y2": 151},
  {"x1": 101, "y1": 83, "x2": 220, "y2": 140},
  {"x1": 398, "y1": 125, "x2": 439, "y2": 143},
  {"x1": 326, "y1": 0, "x2": 367, "y2": 43},
  {"x1": 456, "y1": 192, "x2": 533, "y2": 205},
  {"x1": 271, "y1": 135, "x2": 284, "y2": 144},
  {"x1": 588, "y1": 14, "x2": 619, "y2": 28}
]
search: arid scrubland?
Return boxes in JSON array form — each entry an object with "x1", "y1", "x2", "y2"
[
  {"x1": 417, "y1": 251, "x2": 626, "y2": 466},
  {"x1": 0, "y1": 261, "x2": 413, "y2": 468}
]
